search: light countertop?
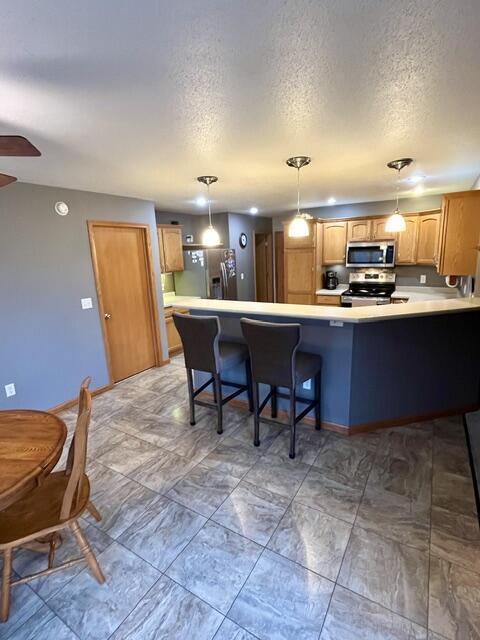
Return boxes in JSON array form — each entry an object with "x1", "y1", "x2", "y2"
[
  {"x1": 163, "y1": 294, "x2": 200, "y2": 308},
  {"x1": 316, "y1": 287, "x2": 348, "y2": 296},
  {"x1": 391, "y1": 286, "x2": 461, "y2": 302},
  {"x1": 173, "y1": 296, "x2": 480, "y2": 324}
]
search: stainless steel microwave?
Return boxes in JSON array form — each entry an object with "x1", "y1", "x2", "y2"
[{"x1": 346, "y1": 241, "x2": 396, "y2": 268}]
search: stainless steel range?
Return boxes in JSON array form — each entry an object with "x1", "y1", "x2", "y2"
[{"x1": 341, "y1": 271, "x2": 396, "y2": 307}]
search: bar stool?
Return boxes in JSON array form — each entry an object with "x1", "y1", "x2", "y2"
[
  {"x1": 241, "y1": 318, "x2": 321, "y2": 459},
  {"x1": 173, "y1": 313, "x2": 252, "y2": 434}
]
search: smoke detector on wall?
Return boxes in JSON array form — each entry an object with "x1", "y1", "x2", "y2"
[{"x1": 54, "y1": 201, "x2": 69, "y2": 216}]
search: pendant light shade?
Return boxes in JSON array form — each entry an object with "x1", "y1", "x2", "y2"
[
  {"x1": 385, "y1": 158, "x2": 412, "y2": 233},
  {"x1": 197, "y1": 175, "x2": 221, "y2": 247},
  {"x1": 286, "y1": 156, "x2": 312, "y2": 238}
]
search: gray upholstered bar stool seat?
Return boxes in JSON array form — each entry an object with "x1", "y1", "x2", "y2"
[
  {"x1": 173, "y1": 313, "x2": 252, "y2": 434},
  {"x1": 241, "y1": 317, "x2": 322, "y2": 459}
]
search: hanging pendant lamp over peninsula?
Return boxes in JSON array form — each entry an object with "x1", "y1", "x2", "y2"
[
  {"x1": 197, "y1": 175, "x2": 221, "y2": 246},
  {"x1": 385, "y1": 158, "x2": 413, "y2": 233},
  {"x1": 286, "y1": 156, "x2": 312, "y2": 238}
]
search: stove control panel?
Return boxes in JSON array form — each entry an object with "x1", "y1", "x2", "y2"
[{"x1": 349, "y1": 271, "x2": 396, "y2": 284}]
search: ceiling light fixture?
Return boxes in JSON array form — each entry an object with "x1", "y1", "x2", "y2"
[
  {"x1": 286, "y1": 156, "x2": 312, "y2": 238},
  {"x1": 197, "y1": 175, "x2": 221, "y2": 246},
  {"x1": 195, "y1": 196, "x2": 207, "y2": 207},
  {"x1": 385, "y1": 158, "x2": 413, "y2": 233},
  {"x1": 249, "y1": 206, "x2": 258, "y2": 215},
  {"x1": 327, "y1": 197, "x2": 336, "y2": 205},
  {"x1": 413, "y1": 183, "x2": 425, "y2": 195}
]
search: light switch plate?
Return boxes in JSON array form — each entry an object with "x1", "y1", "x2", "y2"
[
  {"x1": 420, "y1": 274, "x2": 427, "y2": 284},
  {"x1": 5, "y1": 383, "x2": 16, "y2": 397},
  {"x1": 81, "y1": 297, "x2": 93, "y2": 310},
  {"x1": 240, "y1": 273, "x2": 245, "y2": 280}
]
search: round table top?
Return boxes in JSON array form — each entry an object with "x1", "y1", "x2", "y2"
[{"x1": 0, "y1": 410, "x2": 67, "y2": 511}]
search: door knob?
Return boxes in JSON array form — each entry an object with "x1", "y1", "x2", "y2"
[{"x1": 104, "y1": 313, "x2": 111, "y2": 319}]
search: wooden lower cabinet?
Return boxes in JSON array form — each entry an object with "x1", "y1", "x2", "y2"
[
  {"x1": 316, "y1": 295, "x2": 342, "y2": 306},
  {"x1": 165, "y1": 307, "x2": 188, "y2": 355}
]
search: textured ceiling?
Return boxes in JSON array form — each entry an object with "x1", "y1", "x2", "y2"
[{"x1": 1, "y1": 0, "x2": 479, "y2": 214}]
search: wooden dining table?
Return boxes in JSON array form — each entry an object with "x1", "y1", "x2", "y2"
[{"x1": 0, "y1": 410, "x2": 67, "y2": 511}]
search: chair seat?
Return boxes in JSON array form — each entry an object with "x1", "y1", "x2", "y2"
[
  {"x1": 219, "y1": 340, "x2": 249, "y2": 371},
  {"x1": 295, "y1": 351, "x2": 322, "y2": 383},
  {"x1": 0, "y1": 472, "x2": 90, "y2": 546}
]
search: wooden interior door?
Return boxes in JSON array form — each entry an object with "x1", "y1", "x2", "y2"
[
  {"x1": 275, "y1": 231, "x2": 285, "y2": 302},
  {"x1": 89, "y1": 222, "x2": 160, "y2": 382},
  {"x1": 255, "y1": 233, "x2": 273, "y2": 302}
]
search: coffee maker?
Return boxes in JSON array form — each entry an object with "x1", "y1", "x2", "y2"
[{"x1": 325, "y1": 270, "x2": 339, "y2": 290}]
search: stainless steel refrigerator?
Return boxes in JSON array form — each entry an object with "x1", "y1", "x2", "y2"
[{"x1": 174, "y1": 248, "x2": 238, "y2": 300}]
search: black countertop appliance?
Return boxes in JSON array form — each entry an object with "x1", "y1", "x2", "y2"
[{"x1": 325, "y1": 270, "x2": 339, "y2": 290}]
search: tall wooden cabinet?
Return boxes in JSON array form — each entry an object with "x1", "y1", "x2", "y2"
[
  {"x1": 283, "y1": 221, "x2": 321, "y2": 304},
  {"x1": 157, "y1": 225, "x2": 184, "y2": 273},
  {"x1": 437, "y1": 191, "x2": 480, "y2": 275}
]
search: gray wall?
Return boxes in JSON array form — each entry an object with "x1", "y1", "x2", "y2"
[
  {"x1": 228, "y1": 213, "x2": 273, "y2": 301},
  {"x1": 0, "y1": 182, "x2": 166, "y2": 411}
]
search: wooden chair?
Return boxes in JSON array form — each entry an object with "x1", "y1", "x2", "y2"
[{"x1": 0, "y1": 377, "x2": 105, "y2": 623}]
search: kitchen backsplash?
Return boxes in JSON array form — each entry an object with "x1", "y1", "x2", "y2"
[
  {"x1": 161, "y1": 273, "x2": 175, "y2": 293},
  {"x1": 325, "y1": 265, "x2": 447, "y2": 287}
]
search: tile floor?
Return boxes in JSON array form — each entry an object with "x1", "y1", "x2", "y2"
[{"x1": 2, "y1": 356, "x2": 479, "y2": 640}]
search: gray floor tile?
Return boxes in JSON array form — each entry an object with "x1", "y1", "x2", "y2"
[
  {"x1": 433, "y1": 440, "x2": 471, "y2": 477},
  {"x1": 107, "y1": 405, "x2": 189, "y2": 446},
  {"x1": 356, "y1": 485, "x2": 431, "y2": 551},
  {"x1": 321, "y1": 585, "x2": 427, "y2": 640},
  {"x1": 214, "y1": 619, "x2": 257, "y2": 639},
  {"x1": 229, "y1": 549, "x2": 334, "y2": 640},
  {"x1": 338, "y1": 527, "x2": 429, "y2": 626},
  {"x1": 268, "y1": 501, "x2": 351, "y2": 580},
  {"x1": 377, "y1": 425, "x2": 432, "y2": 460},
  {"x1": 211, "y1": 481, "x2": 289, "y2": 545},
  {"x1": 432, "y1": 471, "x2": 477, "y2": 518},
  {"x1": 265, "y1": 428, "x2": 328, "y2": 465},
  {"x1": 202, "y1": 436, "x2": 262, "y2": 479},
  {"x1": 430, "y1": 506, "x2": 480, "y2": 574},
  {"x1": 87, "y1": 425, "x2": 126, "y2": 459},
  {"x1": 368, "y1": 453, "x2": 432, "y2": 505},
  {"x1": 128, "y1": 448, "x2": 195, "y2": 494},
  {"x1": 243, "y1": 454, "x2": 310, "y2": 499},
  {"x1": 166, "y1": 521, "x2": 262, "y2": 613},
  {"x1": 433, "y1": 417, "x2": 465, "y2": 445},
  {"x1": 96, "y1": 434, "x2": 161, "y2": 475},
  {"x1": 162, "y1": 423, "x2": 225, "y2": 463},
  {"x1": 83, "y1": 461, "x2": 159, "y2": 538},
  {"x1": 312, "y1": 437, "x2": 375, "y2": 489},
  {"x1": 167, "y1": 463, "x2": 239, "y2": 517},
  {"x1": 110, "y1": 575, "x2": 222, "y2": 640},
  {"x1": 429, "y1": 556, "x2": 480, "y2": 640},
  {"x1": 48, "y1": 542, "x2": 159, "y2": 640},
  {"x1": 6, "y1": 604, "x2": 78, "y2": 640},
  {"x1": 0, "y1": 578, "x2": 44, "y2": 640},
  {"x1": 230, "y1": 417, "x2": 284, "y2": 451},
  {"x1": 12, "y1": 523, "x2": 112, "y2": 601},
  {"x1": 118, "y1": 495, "x2": 206, "y2": 570},
  {"x1": 295, "y1": 468, "x2": 363, "y2": 523}
]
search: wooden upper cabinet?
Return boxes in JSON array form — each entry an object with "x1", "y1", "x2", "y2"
[
  {"x1": 347, "y1": 219, "x2": 372, "y2": 242},
  {"x1": 416, "y1": 213, "x2": 440, "y2": 265},
  {"x1": 322, "y1": 221, "x2": 347, "y2": 264},
  {"x1": 157, "y1": 225, "x2": 184, "y2": 273},
  {"x1": 371, "y1": 218, "x2": 397, "y2": 241},
  {"x1": 437, "y1": 191, "x2": 480, "y2": 276},
  {"x1": 283, "y1": 220, "x2": 316, "y2": 249},
  {"x1": 396, "y1": 216, "x2": 419, "y2": 264}
]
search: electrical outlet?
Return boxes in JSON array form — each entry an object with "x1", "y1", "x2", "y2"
[
  {"x1": 329, "y1": 320, "x2": 344, "y2": 327},
  {"x1": 240, "y1": 273, "x2": 245, "y2": 280},
  {"x1": 303, "y1": 379, "x2": 311, "y2": 390},
  {"x1": 81, "y1": 297, "x2": 93, "y2": 310},
  {"x1": 5, "y1": 383, "x2": 16, "y2": 397},
  {"x1": 420, "y1": 274, "x2": 427, "y2": 284}
]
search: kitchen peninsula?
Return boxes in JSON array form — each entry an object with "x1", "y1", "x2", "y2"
[{"x1": 174, "y1": 297, "x2": 480, "y2": 433}]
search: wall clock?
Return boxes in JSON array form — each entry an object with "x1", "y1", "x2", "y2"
[{"x1": 239, "y1": 232, "x2": 248, "y2": 249}]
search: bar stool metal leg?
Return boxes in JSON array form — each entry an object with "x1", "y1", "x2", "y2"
[
  {"x1": 314, "y1": 372, "x2": 321, "y2": 431},
  {"x1": 246, "y1": 360, "x2": 253, "y2": 412},
  {"x1": 289, "y1": 388, "x2": 297, "y2": 459},
  {"x1": 271, "y1": 385, "x2": 277, "y2": 418},
  {"x1": 252, "y1": 382, "x2": 260, "y2": 447},
  {"x1": 186, "y1": 368, "x2": 196, "y2": 426},
  {"x1": 213, "y1": 373, "x2": 223, "y2": 435}
]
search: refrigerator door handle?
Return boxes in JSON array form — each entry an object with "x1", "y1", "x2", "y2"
[{"x1": 220, "y1": 262, "x2": 227, "y2": 299}]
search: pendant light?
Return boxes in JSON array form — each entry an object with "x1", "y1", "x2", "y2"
[
  {"x1": 385, "y1": 158, "x2": 413, "y2": 233},
  {"x1": 197, "y1": 175, "x2": 221, "y2": 246},
  {"x1": 286, "y1": 156, "x2": 312, "y2": 238}
]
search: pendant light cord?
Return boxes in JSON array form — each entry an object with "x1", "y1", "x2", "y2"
[
  {"x1": 297, "y1": 167, "x2": 301, "y2": 216},
  {"x1": 207, "y1": 183, "x2": 212, "y2": 226},
  {"x1": 395, "y1": 168, "x2": 400, "y2": 213}
]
